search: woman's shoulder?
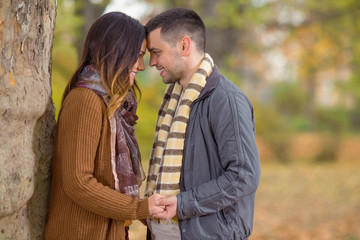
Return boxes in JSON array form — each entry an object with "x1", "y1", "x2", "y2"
[
  {"x1": 66, "y1": 87, "x2": 101, "y2": 100},
  {"x1": 61, "y1": 87, "x2": 106, "y2": 117},
  {"x1": 65, "y1": 87, "x2": 105, "y2": 106}
]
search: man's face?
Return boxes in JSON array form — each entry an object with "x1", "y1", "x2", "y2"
[{"x1": 147, "y1": 28, "x2": 185, "y2": 84}]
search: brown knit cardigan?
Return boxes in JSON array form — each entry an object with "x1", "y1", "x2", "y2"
[{"x1": 44, "y1": 87, "x2": 149, "y2": 240}]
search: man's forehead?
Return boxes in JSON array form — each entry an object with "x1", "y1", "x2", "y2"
[
  {"x1": 147, "y1": 29, "x2": 165, "y2": 50},
  {"x1": 147, "y1": 29, "x2": 162, "y2": 41}
]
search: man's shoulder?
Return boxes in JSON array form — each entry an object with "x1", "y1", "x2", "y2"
[
  {"x1": 210, "y1": 74, "x2": 253, "y2": 111},
  {"x1": 213, "y1": 74, "x2": 244, "y2": 96}
]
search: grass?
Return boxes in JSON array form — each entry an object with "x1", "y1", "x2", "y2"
[{"x1": 129, "y1": 161, "x2": 360, "y2": 240}]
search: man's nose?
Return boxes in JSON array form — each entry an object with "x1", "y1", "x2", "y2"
[{"x1": 149, "y1": 55, "x2": 156, "y2": 67}]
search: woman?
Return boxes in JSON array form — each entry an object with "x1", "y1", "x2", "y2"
[{"x1": 45, "y1": 12, "x2": 164, "y2": 240}]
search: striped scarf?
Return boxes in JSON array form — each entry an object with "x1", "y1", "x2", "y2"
[{"x1": 145, "y1": 54, "x2": 214, "y2": 208}]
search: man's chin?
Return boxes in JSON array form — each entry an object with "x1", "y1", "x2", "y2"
[
  {"x1": 162, "y1": 76, "x2": 178, "y2": 84},
  {"x1": 162, "y1": 77, "x2": 170, "y2": 84}
]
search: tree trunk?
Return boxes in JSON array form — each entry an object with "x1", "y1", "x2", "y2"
[{"x1": 0, "y1": 0, "x2": 56, "y2": 239}]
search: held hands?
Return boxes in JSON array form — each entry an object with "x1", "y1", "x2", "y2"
[
  {"x1": 148, "y1": 193, "x2": 166, "y2": 215},
  {"x1": 147, "y1": 194, "x2": 178, "y2": 221},
  {"x1": 153, "y1": 195, "x2": 177, "y2": 221}
]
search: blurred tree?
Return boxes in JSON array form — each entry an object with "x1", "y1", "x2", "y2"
[
  {"x1": 52, "y1": 0, "x2": 82, "y2": 118},
  {"x1": 279, "y1": 0, "x2": 359, "y2": 128},
  {"x1": 272, "y1": 82, "x2": 307, "y2": 116},
  {"x1": 146, "y1": 0, "x2": 360, "y2": 162},
  {"x1": 52, "y1": 0, "x2": 109, "y2": 118},
  {"x1": 343, "y1": 11, "x2": 360, "y2": 132},
  {"x1": 52, "y1": 0, "x2": 360, "y2": 163},
  {"x1": 74, "y1": 0, "x2": 110, "y2": 58}
]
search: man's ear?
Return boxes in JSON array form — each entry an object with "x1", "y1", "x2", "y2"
[{"x1": 179, "y1": 36, "x2": 191, "y2": 56}]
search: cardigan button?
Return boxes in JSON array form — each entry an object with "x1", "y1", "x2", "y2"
[{"x1": 182, "y1": 229, "x2": 186, "y2": 233}]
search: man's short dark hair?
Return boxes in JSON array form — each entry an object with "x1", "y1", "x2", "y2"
[{"x1": 145, "y1": 7, "x2": 206, "y2": 53}]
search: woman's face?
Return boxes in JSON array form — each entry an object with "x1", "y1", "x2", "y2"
[{"x1": 130, "y1": 40, "x2": 147, "y2": 86}]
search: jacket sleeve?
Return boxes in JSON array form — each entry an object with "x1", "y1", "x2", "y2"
[
  {"x1": 176, "y1": 87, "x2": 261, "y2": 219},
  {"x1": 59, "y1": 88, "x2": 149, "y2": 220}
]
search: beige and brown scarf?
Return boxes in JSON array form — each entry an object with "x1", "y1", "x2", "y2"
[{"x1": 145, "y1": 54, "x2": 214, "y2": 221}]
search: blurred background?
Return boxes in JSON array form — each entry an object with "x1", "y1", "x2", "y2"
[{"x1": 52, "y1": 0, "x2": 360, "y2": 239}]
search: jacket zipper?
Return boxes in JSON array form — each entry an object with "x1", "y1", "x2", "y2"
[{"x1": 180, "y1": 86, "x2": 216, "y2": 191}]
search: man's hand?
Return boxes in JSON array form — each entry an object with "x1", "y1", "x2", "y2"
[
  {"x1": 152, "y1": 195, "x2": 177, "y2": 221},
  {"x1": 148, "y1": 193, "x2": 166, "y2": 215}
]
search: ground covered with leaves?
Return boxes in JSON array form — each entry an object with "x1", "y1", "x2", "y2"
[{"x1": 130, "y1": 160, "x2": 360, "y2": 240}]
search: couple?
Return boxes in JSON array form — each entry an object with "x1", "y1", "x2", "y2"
[{"x1": 44, "y1": 7, "x2": 261, "y2": 240}]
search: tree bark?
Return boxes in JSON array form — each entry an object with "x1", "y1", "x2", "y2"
[{"x1": 0, "y1": 0, "x2": 56, "y2": 239}]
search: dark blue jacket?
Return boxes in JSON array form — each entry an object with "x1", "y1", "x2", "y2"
[{"x1": 176, "y1": 65, "x2": 261, "y2": 240}]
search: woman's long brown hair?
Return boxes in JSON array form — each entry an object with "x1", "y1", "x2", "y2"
[{"x1": 62, "y1": 12, "x2": 145, "y2": 118}]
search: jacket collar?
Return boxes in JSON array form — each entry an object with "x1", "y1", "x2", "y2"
[{"x1": 198, "y1": 65, "x2": 221, "y2": 99}]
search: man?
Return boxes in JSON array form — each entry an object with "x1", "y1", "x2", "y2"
[{"x1": 145, "y1": 7, "x2": 261, "y2": 240}]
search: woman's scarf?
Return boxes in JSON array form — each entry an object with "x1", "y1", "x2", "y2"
[{"x1": 76, "y1": 65, "x2": 145, "y2": 198}]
